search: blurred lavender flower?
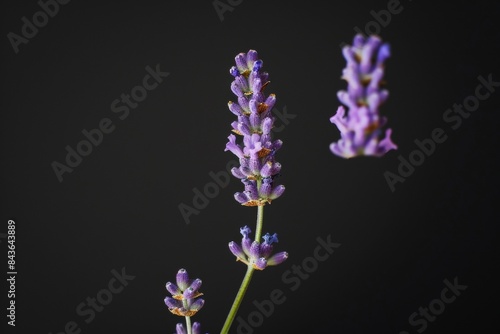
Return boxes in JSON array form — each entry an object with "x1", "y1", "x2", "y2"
[
  {"x1": 175, "y1": 322, "x2": 207, "y2": 334},
  {"x1": 164, "y1": 269, "x2": 205, "y2": 317},
  {"x1": 330, "y1": 34, "x2": 397, "y2": 158},
  {"x1": 225, "y1": 50, "x2": 285, "y2": 206},
  {"x1": 228, "y1": 225, "x2": 288, "y2": 270}
]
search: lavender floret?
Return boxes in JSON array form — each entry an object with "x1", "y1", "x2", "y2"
[{"x1": 228, "y1": 226, "x2": 288, "y2": 270}]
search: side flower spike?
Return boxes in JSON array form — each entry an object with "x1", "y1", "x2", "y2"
[
  {"x1": 164, "y1": 268, "x2": 205, "y2": 317},
  {"x1": 330, "y1": 34, "x2": 397, "y2": 158},
  {"x1": 228, "y1": 225, "x2": 288, "y2": 270}
]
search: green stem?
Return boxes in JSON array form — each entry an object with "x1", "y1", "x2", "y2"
[
  {"x1": 254, "y1": 205, "x2": 264, "y2": 242},
  {"x1": 185, "y1": 316, "x2": 192, "y2": 334},
  {"x1": 220, "y1": 265, "x2": 255, "y2": 334},
  {"x1": 220, "y1": 205, "x2": 265, "y2": 334}
]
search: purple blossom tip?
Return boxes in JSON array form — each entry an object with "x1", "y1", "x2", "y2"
[
  {"x1": 229, "y1": 241, "x2": 246, "y2": 260},
  {"x1": 230, "y1": 66, "x2": 240, "y2": 77},
  {"x1": 165, "y1": 296, "x2": 180, "y2": 309},
  {"x1": 269, "y1": 185, "x2": 285, "y2": 200},
  {"x1": 234, "y1": 192, "x2": 249, "y2": 204},
  {"x1": 187, "y1": 278, "x2": 202, "y2": 293},
  {"x1": 176, "y1": 268, "x2": 190, "y2": 291},
  {"x1": 263, "y1": 232, "x2": 279, "y2": 245},
  {"x1": 190, "y1": 299, "x2": 205, "y2": 311},
  {"x1": 165, "y1": 282, "x2": 180, "y2": 296},
  {"x1": 253, "y1": 60, "x2": 263, "y2": 72},
  {"x1": 267, "y1": 251, "x2": 289, "y2": 266},
  {"x1": 191, "y1": 322, "x2": 204, "y2": 334},
  {"x1": 176, "y1": 323, "x2": 186, "y2": 334},
  {"x1": 240, "y1": 225, "x2": 251, "y2": 238}
]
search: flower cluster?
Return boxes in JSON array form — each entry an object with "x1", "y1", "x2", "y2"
[
  {"x1": 164, "y1": 269, "x2": 205, "y2": 317},
  {"x1": 330, "y1": 34, "x2": 397, "y2": 158},
  {"x1": 228, "y1": 225, "x2": 288, "y2": 270},
  {"x1": 225, "y1": 50, "x2": 285, "y2": 206}
]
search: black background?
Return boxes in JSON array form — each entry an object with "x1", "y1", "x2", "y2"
[{"x1": 2, "y1": 0, "x2": 499, "y2": 333}]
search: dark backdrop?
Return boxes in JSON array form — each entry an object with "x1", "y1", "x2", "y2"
[{"x1": 2, "y1": 1, "x2": 499, "y2": 333}]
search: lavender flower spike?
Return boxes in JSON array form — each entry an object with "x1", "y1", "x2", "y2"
[
  {"x1": 225, "y1": 49, "x2": 285, "y2": 206},
  {"x1": 229, "y1": 225, "x2": 288, "y2": 270},
  {"x1": 330, "y1": 34, "x2": 397, "y2": 158},
  {"x1": 164, "y1": 268, "x2": 205, "y2": 317}
]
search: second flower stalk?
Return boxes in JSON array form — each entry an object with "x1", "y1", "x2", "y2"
[{"x1": 221, "y1": 50, "x2": 288, "y2": 334}]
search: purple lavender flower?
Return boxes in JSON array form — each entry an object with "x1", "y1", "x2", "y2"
[
  {"x1": 225, "y1": 50, "x2": 285, "y2": 206},
  {"x1": 330, "y1": 34, "x2": 397, "y2": 158},
  {"x1": 164, "y1": 269, "x2": 205, "y2": 317},
  {"x1": 175, "y1": 322, "x2": 207, "y2": 334},
  {"x1": 228, "y1": 225, "x2": 288, "y2": 270}
]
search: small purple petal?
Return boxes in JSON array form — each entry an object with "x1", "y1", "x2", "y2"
[
  {"x1": 237, "y1": 122, "x2": 251, "y2": 136},
  {"x1": 264, "y1": 94, "x2": 276, "y2": 114},
  {"x1": 238, "y1": 96, "x2": 250, "y2": 112},
  {"x1": 269, "y1": 139, "x2": 282, "y2": 152},
  {"x1": 183, "y1": 286, "x2": 198, "y2": 299},
  {"x1": 188, "y1": 278, "x2": 202, "y2": 292},
  {"x1": 248, "y1": 98, "x2": 259, "y2": 114},
  {"x1": 249, "y1": 241, "x2": 261, "y2": 259},
  {"x1": 267, "y1": 251, "x2": 288, "y2": 266},
  {"x1": 269, "y1": 185, "x2": 285, "y2": 200},
  {"x1": 263, "y1": 232, "x2": 279, "y2": 245},
  {"x1": 235, "y1": 53, "x2": 247, "y2": 72},
  {"x1": 260, "y1": 161, "x2": 281, "y2": 177},
  {"x1": 377, "y1": 128, "x2": 398, "y2": 154},
  {"x1": 231, "y1": 167, "x2": 247, "y2": 179},
  {"x1": 192, "y1": 322, "x2": 202, "y2": 334},
  {"x1": 240, "y1": 225, "x2": 251, "y2": 237},
  {"x1": 254, "y1": 257, "x2": 267, "y2": 270},
  {"x1": 242, "y1": 179, "x2": 259, "y2": 200},
  {"x1": 166, "y1": 282, "x2": 180, "y2": 296},
  {"x1": 252, "y1": 91, "x2": 265, "y2": 103},
  {"x1": 252, "y1": 59, "x2": 263, "y2": 72},
  {"x1": 259, "y1": 177, "x2": 272, "y2": 197},
  {"x1": 176, "y1": 269, "x2": 190, "y2": 291},
  {"x1": 234, "y1": 192, "x2": 249, "y2": 204},
  {"x1": 228, "y1": 101, "x2": 243, "y2": 116},
  {"x1": 176, "y1": 323, "x2": 187, "y2": 334},
  {"x1": 225, "y1": 134, "x2": 244, "y2": 159},
  {"x1": 189, "y1": 298, "x2": 205, "y2": 311},
  {"x1": 246, "y1": 50, "x2": 259, "y2": 68},
  {"x1": 165, "y1": 296, "x2": 182, "y2": 309},
  {"x1": 229, "y1": 66, "x2": 240, "y2": 77},
  {"x1": 261, "y1": 117, "x2": 273, "y2": 134},
  {"x1": 251, "y1": 77, "x2": 262, "y2": 93},
  {"x1": 249, "y1": 112, "x2": 260, "y2": 129},
  {"x1": 377, "y1": 43, "x2": 391, "y2": 65},
  {"x1": 229, "y1": 241, "x2": 246, "y2": 260},
  {"x1": 244, "y1": 190, "x2": 258, "y2": 201},
  {"x1": 249, "y1": 157, "x2": 261, "y2": 174},
  {"x1": 231, "y1": 80, "x2": 244, "y2": 97},
  {"x1": 259, "y1": 243, "x2": 273, "y2": 258}
]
